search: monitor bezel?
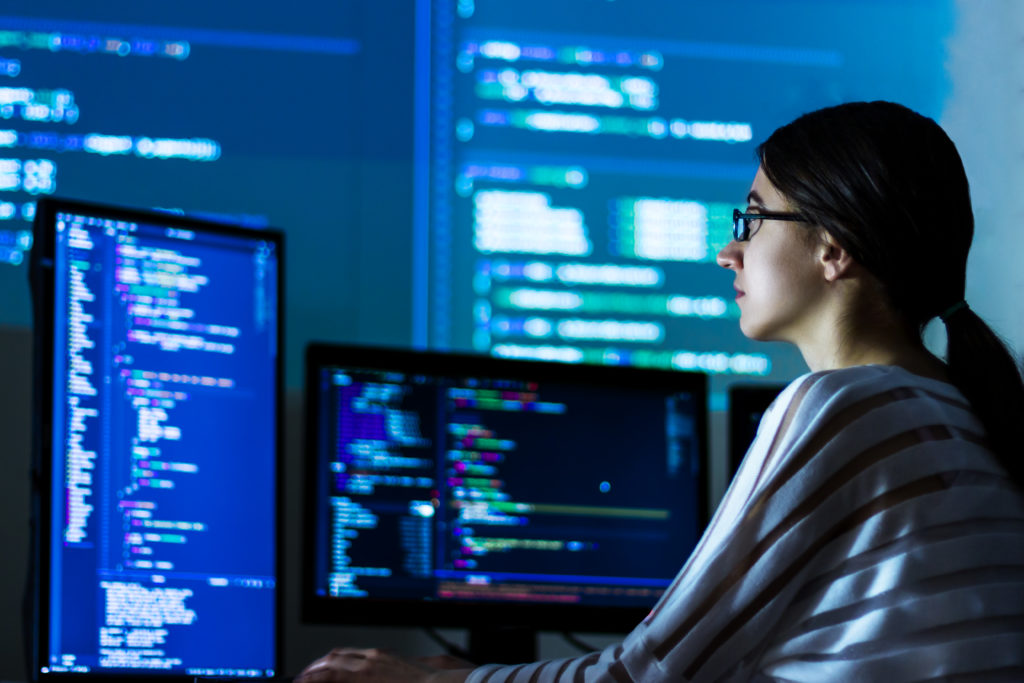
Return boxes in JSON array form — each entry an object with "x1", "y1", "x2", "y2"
[
  {"x1": 28, "y1": 196, "x2": 285, "y2": 683},
  {"x1": 301, "y1": 341, "x2": 709, "y2": 636}
]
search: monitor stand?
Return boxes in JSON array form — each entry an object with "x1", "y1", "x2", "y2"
[{"x1": 468, "y1": 626, "x2": 538, "y2": 666}]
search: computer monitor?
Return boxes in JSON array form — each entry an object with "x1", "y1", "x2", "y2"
[
  {"x1": 302, "y1": 343, "x2": 707, "y2": 663},
  {"x1": 28, "y1": 197, "x2": 283, "y2": 681},
  {"x1": 727, "y1": 384, "x2": 785, "y2": 481}
]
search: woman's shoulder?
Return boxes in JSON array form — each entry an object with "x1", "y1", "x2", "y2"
[
  {"x1": 759, "y1": 364, "x2": 986, "y2": 481},
  {"x1": 779, "y1": 363, "x2": 970, "y2": 421}
]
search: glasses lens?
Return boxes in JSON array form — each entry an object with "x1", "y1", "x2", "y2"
[{"x1": 732, "y1": 209, "x2": 744, "y2": 240}]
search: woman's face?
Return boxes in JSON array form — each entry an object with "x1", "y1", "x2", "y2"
[{"x1": 716, "y1": 166, "x2": 827, "y2": 344}]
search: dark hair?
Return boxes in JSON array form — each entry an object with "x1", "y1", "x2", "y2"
[{"x1": 757, "y1": 100, "x2": 1024, "y2": 485}]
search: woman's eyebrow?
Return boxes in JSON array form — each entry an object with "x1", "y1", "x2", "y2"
[{"x1": 746, "y1": 189, "x2": 765, "y2": 207}]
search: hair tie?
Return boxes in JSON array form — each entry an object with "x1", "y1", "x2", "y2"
[{"x1": 939, "y1": 300, "x2": 969, "y2": 323}]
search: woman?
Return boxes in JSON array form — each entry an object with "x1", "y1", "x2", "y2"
[{"x1": 298, "y1": 101, "x2": 1024, "y2": 682}]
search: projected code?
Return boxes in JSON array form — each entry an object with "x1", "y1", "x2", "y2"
[
  {"x1": 320, "y1": 366, "x2": 701, "y2": 607},
  {"x1": 49, "y1": 210, "x2": 277, "y2": 676},
  {"x1": 0, "y1": 23, "x2": 213, "y2": 267},
  {"x1": 0, "y1": 9, "x2": 362, "y2": 290},
  {"x1": 424, "y1": 1, "x2": 837, "y2": 384}
]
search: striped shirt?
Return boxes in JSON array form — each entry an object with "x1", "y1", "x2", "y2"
[{"x1": 467, "y1": 364, "x2": 1024, "y2": 682}]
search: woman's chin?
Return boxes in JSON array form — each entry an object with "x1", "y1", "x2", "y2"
[
  {"x1": 738, "y1": 318, "x2": 780, "y2": 343},
  {"x1": 738, "y1": 318, "x2": 764, "y2": 340}
]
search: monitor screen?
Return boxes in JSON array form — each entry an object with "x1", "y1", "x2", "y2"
[
  {"x1": 303, "y1": 343, "x2": 707, "y2": 651},
  {"x1": 29, "y1": 197, "x2": 282, "y2": 680}
]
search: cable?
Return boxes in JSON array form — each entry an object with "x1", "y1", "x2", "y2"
[
  {"x1": 423, "y1": 626, "x2": 475, "y2": 662},
  {"x1": 560, "y1": 631, "x2": 600, "y2": 654}
]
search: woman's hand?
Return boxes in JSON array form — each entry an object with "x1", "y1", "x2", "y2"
[{"x1": 296, "y1": 648, "x2": 474, "y2": 683}]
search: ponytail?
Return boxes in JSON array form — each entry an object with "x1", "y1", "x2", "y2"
[{"x1": 944, "y1": 306, "x2": 1024, "y2": 488}]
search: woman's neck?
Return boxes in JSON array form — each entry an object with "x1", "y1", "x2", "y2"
[
  {"x1": 795, "y1": 294, "x2": 948, "y2": 382},
  {"x1": 824, "y1": 341, "x2": 948, "y2": 383}
]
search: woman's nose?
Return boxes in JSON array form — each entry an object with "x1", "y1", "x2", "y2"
[{"x1": 716, "y1": 240, "x2": 743, "y2": 270}]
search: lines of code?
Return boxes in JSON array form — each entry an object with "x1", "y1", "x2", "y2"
[
  {"x1": 326, "y1": 377, "x2": 437, "y2": 598},
  {"x1": 99, "y1": 581, "x2": 196, "y2": 670},
  {"x1": 0, "y1": 22, "x2": 213, "y2": 267},
  {"x1": 441, "y1": 382, "x2": 673, "y2": 604},
  {"x1": 314, "y1": 361, "x2": 703, "y2": 609},
  {"x1": 46, "y1": 207, "x2": 278, "y2": 677}
]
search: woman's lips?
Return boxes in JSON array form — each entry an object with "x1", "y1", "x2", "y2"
[{"x1": 734, "y1": 286, "x2": 745, "y2": 299}]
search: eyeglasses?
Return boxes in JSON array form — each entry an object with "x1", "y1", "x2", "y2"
[{"x1": 732, "y1": 208, "x2": 808, "y2": 241}]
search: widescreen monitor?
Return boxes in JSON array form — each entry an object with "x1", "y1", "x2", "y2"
[
  {"x1": 28, "y1": 197, "x2": 283, "y2": 681},
  {"x1": 302, "y1": 343, "x2": 707, "y2": 662}
]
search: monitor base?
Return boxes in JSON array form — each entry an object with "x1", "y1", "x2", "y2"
[{"x1": 468, "y1": 626, "x2": 537, "y2": 666}]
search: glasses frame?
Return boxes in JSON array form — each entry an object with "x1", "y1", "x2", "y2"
[{"x1": 732, "y1": 208, "x2": 808, "y2": 241}]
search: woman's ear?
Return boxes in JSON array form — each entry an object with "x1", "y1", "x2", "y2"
[{"x1": 818, "y1": 231, "x2": 856, "y2": 282}]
